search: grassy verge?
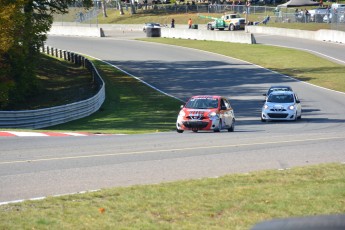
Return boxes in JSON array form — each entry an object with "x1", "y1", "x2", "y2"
[
  {"x1": 44, "y1": 59, "x2": 181, "y2": 134},
  {"x1": 4, "y1": 54, "x2": 97, "y2": 110},
  {"x1": 1, "y1": 163, "x2": 344, "y2": 229}
]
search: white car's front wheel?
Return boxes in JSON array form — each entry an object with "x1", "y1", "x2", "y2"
[{"x1": 228, "y1": 119, "x2": 235, "y2": 132}]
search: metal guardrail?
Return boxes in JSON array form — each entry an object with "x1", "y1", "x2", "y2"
[{"x1": 0, "y1": 46, "x2": 105, "y2": 129}]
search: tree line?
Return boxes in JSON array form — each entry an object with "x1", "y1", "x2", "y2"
[{"x1": 0, "y1": 0, "x2": 92, "y2": 109}]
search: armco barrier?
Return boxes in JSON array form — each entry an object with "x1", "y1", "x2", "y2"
[{"x1": 0, "y1": 46, "x2": 105, "y2": 129}]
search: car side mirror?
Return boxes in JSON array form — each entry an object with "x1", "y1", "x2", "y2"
[
  {"x1": 296, "y1": 100, "x2": 300, "y2": 103},
  {"x1": 263, "y1": 93, "x2": 267, "y2": 96}
]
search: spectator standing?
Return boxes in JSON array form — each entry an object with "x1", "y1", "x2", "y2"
[
  {"x1": 304, "y1": 8, "x2": 310, "y2": 23},
  {"x1": 188, "y1": 18, "x2": 192, "y2": 29},
  {"x1": 171, "y1": 18, "x2": 175, "y2": 28},
  {"x1": 246, "y1": 1, "x2": 251, "y2": 14},
  {"x1": 294, "y1": 8, "x2": 300, "y2": 22}
]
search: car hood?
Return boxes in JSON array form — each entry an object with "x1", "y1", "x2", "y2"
[
  {"x1": 182, "y1": 108, "x2": 218, "y2": 117},
  {"x1": 265, "y1": 102, "x2": 295, "y2": 109}
]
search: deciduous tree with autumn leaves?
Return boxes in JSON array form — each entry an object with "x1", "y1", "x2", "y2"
[{"x1": 0, "y1": 0, "x2": 92, "y2": 109}]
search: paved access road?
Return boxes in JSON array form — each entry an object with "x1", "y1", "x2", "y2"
[
  {"x1": 1, "y1": 31, "x2": 344, "y2": 203},
  {"x1": 254, "y1": 33, "x2": 345, "y2": 65}
]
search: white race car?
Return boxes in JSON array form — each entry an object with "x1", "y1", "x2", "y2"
[{"x1": 261, "y1": 91, "x2": 302, "y2": 122}]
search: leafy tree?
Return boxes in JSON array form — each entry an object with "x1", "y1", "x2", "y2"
[
  {"x1": 0, "y1": 0, "x2": 92, "y2": 109},
  {"x1": 0, "y1": 1, "x2": 26, "y2": 108}
]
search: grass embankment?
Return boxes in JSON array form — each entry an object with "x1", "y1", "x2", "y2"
[
  {"x1": 45, "y1": 59, "x2": 181, "y2": 134},
  {"x1": 1, "y1": 163, "x2": 344, "y2": 229},
  {"x1": 5, "y1": 54, "x2": 97, "y2": 111}
]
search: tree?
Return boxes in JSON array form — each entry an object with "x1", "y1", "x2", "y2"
[
  {"x1": 0, "y1": 0, "x2": 92, "y2": 109},
  {"x1": 0, "y1": 0, "x2": 27, "y2": 108}
]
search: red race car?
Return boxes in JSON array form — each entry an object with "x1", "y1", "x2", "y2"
[{"x1": 176, "y1": 95, "x2": 235, "y2": 133}]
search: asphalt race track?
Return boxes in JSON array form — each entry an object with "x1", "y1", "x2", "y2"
[{"x1": 0, "y1": 30, "x2": 345, "y2": 203}]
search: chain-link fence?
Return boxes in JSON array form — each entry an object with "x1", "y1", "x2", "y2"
[
  {"x1": 53, "y1": 5, "x2": 100, "y2": 26},
  {"x1": 271, "y1": 9, "x2": 345, "y2": 31},
  {"x1": 52, "y1": 1, "x2": 345, "y2": 31}
]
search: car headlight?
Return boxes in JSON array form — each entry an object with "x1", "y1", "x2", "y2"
[
  {"x1": 209, "y1": 112, "x2": 217, "y2": 117},
  {"x1": 178, "y1": 110, "x2": 185, "y2": 117},
  {"x1": 263, "y1": 104, "x2": 269, "y2": 109},
  {"x1": 288, "y1": 105, "x2": 295, "y2": 110}
]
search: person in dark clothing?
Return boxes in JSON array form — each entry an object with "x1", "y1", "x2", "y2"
[{"x1": 171, "y1": 18, "x2": 175, "y2": 28}]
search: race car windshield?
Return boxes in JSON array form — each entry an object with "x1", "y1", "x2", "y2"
[
  {"x1": 185, "y1": 98, "x2": 219, "y2": 109},
  {"x1": 268, "y1": 87, "x2": 291, "y2": 95},
  {"x1": 268, "y1": 94, "x2": 294, "y2": 103}
]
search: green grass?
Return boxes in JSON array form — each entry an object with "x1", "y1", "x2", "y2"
[
  {"x1": 1, "y1": 163, "x2": 344, "y2": 229},
  {"x1": 44, "y1": 58, "x2": 181, "y2": 134},
  {"x1": 4, "y1": 54, "x2": 97, "y2": 111}
]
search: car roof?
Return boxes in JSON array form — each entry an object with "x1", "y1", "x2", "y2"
[
  {"x1": 269, "y1": 85, "x2": 292, "y2": 89},
  {"x1": 191, "y1": 95, "x2": 222, "y2": 99}
]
